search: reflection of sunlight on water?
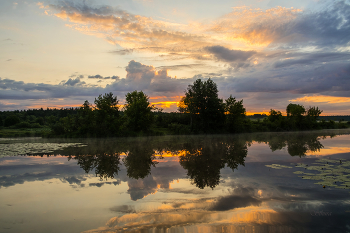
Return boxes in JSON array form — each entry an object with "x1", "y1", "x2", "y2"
[
  {"x1": 84, "y1": 204, "x2": 280, "y2": 233},
  {"x1": 306, "y1": 147, "x2": 350, "y2": 156}
]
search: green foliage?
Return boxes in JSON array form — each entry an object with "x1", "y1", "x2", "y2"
[
  {"x1": 286, "y1": 103, "x2": 306, "y2": 129},
  {"x1": 306, "y1": 106, "x2": 323, "y2": 120},
  {"x1": 4, "y1": 115, "x2": 20, "y2": 127},
  {"x1": 286, "y1": 103, "x2": 306, "y2": 117},
  {"x1": 76, "y1": 100, "x2": 95, "y2": 136},
  {"x1": 225, "y1": 95, "x2": 246, "y2": 133},
  {"x1": 268, "y1": 109, "x2": 282, "y2": 122},
  {"x1": 168, "y1": 123, "x2": 191, "y2": 135},
  {"x1": 123, "y1": 91, "x2": 154, "y2": 132},
  {"x1": 94, "y1": 93, "x2": 120, "y2": 136},
  {"x1": 183, "y1": 79, "x2": 225, "y2": 132}
]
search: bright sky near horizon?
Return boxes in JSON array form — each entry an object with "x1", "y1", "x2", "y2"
[{"x1": 0, "y1": 0, "x2": 349, "y2": 114}]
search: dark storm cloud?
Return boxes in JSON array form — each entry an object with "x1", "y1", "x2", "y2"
[{"x1": 205, "y1": 46, "x2": 256, "y2": 64}]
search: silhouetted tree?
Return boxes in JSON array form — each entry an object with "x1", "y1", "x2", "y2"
[
  {"x1": 182, "y1": 79, "x2": 225, "y2": 132},
  {"x1": 225, "y1": 95, "x2": 246, "y2": 133},
  {"x1": 94, "y1": 92, "x2": 120, "y2": 136},
  {"x1": 124, "y1": 91, "x2": 154, "y2": 132},
  {"x1": 286, "y1": 103, "x2": 306, "y2": 129},
  {"x1": 268, "y1": 109, "x2": 283, "y2": 122}
]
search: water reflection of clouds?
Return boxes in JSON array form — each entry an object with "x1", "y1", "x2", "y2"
[{"x1": 85, "y1": 189, "x2": 350, "y2": 233}]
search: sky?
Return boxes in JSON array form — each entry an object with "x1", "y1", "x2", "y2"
[{"x1": 0, "y1": 0, "x2": 349, "y2": 114}]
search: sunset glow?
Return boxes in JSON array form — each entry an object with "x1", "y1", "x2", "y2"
[{"x1": 0, "y1": 0, "x2": 349, "y2": 115}]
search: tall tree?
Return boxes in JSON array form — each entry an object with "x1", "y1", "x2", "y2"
[
  {"x1": 94, "y1": 92, "x2": 120, "y2": 136},
  {"x1": 306, "y1": 106, "x2": 323, "y2": 121},
  {"x1": 77, "y1": 100, "x2": 94, "y2": 136},
  {"x1": 225, "y1": 95, "x2": 246, "y2": 133},
  {"x1": 287, "y1": 103, "x2": 305, "y2": 127},
  {"x1": 124, "y1": 91, "x2": 154, "y2": 132},
  {"x1": 182, "y1": 79, "x2": 225, "y2": 132}
]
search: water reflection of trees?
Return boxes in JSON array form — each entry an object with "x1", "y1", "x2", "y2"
[
  {"x1": 66, "y1": 140, "x2": 122, "y2": 180},
  {"x1": 179, "y1": 139, "x2": 248, "y2": 189},
  {"x1": 123, "y1": 145, "x2": 158, "y2": 179},
  {"x1": 74, "y1": 154, "x2": 121, "y2": 180},
  {"x1": 49, "y1": 131, "x2": 328, "y2": 185},
  {"x1": 258, "y1": 133, "x2": 325, "y2": 157}
]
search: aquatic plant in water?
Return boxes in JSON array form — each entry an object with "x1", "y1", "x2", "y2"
[
  {"x1": 0, "y1": 142, "x2": 86, "y2": 157},
  {"x1": 266, "y1": 159, "x2": 350, "y2": 190}
]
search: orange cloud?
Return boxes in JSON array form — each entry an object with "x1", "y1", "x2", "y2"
[
  {"x1": 306, "y1": 147, "x2": 350, "y2": 156},
  {"x1": 47, "y1": 4, "x2": 213, "y2": 57},
  {"x1": 208, "y1": 6, "x2": 302, "y2": 46},
  {"x1": 151, "y1": 101, "x2": 179, "y2": 109},
  {"x1": 290, "y1": 95, "x2": 350, "y2": 104},
  {"x1": 246, "y1": 111, "x2": 270, "y2": 116},
  {"x1": 44, "y1": 3, "x2": 301, "y2": 59},
  {"x1": 83, "y1": 204, "x2": 279, "y2": 233}
]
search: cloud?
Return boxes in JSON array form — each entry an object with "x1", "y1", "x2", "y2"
[
  {"x1": 227, "y1": 62, "x2": 350, "y2": 94},
  {"x1": 110, "y1": 205, "x2": 136, "y2": 213},
  {"x1": 111, "y1": 49, "x2": 134, "y2": 55},
  {"x1": 156, "y1": 64, "x2": 205, "y2": 70},
  {"x1": 46, "y1": 1, "x2": 211, "y2": 57},
  {"x1": 273, "y1": 52, "x2": 350, "y2": 68},
  {"x1": 288, "y1": 0, "x2": 350, "y2": 47},
  {"x1": 209, "y1": 187, "x2": 262, "y2": 211},
  {"x1": 89, "y1": 181, "x2": 121, "y2": 187},
  {"x1": 289, "y1": 95, "x2": 350, "y2": 104},
  {"x1": 62, "y1": 176, "x2": 86, "y2": 185},
  {"x1": 88, "y1": 75, "x2": 119, "y2": 80},
  {"x1": 1, "y1": 52, "x2": 349, "y2": 114},
  {"x1": 69, "y1": 74, "x2": 84, "y2": 79},
  {"x1": 207, "y1": 6, "x2": 302, "y2": 46},
  {"x1": 208, "y1": 1, "x2": 350, "y2": 48},
  {"x1": 63, "y1": 77, "x2": 85, "y2": 86},
  {"x1": 205, "y1": 46, "x2": 256, "y2": 63}
]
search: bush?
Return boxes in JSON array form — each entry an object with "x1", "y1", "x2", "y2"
[
  {"x1": 4, "y1": 115, "x2": 20, "y2": 127},
  {"x1": 168, "y1": 123, "x2": 191, "y2": 135},
  {"x1": 14, "y1": 121, "x2": 31, "y2": 128}
]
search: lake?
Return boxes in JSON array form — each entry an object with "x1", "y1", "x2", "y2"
[{"x1": 1, "y1": 129, "x2": 350, "y2": 233}]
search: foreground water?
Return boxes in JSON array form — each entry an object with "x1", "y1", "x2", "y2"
[{"x1": 1, "y1": 129, "x2": 350, "y2": 233}]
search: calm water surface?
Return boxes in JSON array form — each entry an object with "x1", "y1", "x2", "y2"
[{"x1": 1, "y1": 129, "x2": 350, "y2": 233}]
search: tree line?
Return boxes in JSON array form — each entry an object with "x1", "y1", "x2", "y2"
[{"x1": 0, "y1": 78, "x2": 349, "y2": 137}]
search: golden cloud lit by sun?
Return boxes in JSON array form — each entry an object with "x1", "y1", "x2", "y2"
[{"x1": 290, "y1": 95, "x2": 350, "y2": 104}]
